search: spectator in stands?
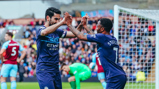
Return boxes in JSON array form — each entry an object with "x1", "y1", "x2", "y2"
[
  {"x1": 24, "y1": 27, "x2": 31, "y2": 38},
  {"x1": 35, "y1": 19, "x2": 44, "y2": 26},
  {"x1": 30, "y1": 18, "x2": 35, "y2": 26},
  {"x1": 9, "y1": 20, "x2": 15, "y2": 25},
  {"x1": 2, "y1": 19, "x2": 9, "y2": 27},
  {"x1": 0, "y1": 24, "x2": 5, "y2": 34},
  {"x1": 18, "y1": 60, "x2": 25, "y2": 82},
  {"x1": 31, "y1": 25, "x2": 37, "y2": 32}
]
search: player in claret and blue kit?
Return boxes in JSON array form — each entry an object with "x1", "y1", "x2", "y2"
[
  {"x1": 91, "y1": 53, "x2": 107, "y2": 89},
  {"x1": 0, "y1": 32, "x2": 26, "y2": 89},
  {"x1": 36, "y1": 7, "x2": 77, "y2": 89},
  {"x1": 67, "y1": 17, "x2": 127, "y2": 89}
]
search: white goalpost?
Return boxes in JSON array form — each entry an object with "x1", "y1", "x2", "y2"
[{"x1": 114, "y1": 5, "x2": 159, "y2": 89}]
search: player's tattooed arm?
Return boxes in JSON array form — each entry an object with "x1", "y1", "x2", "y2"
[
  {"x1": 68, "y1": 25, "x2": 88, "y2": 41},
  {"x1": 77, "y1": 23, "x2": 83, "y2": 31},
  {"x1": 65, "y1": 14, "x2": 86, "y2": 38},
  {"x1": 83, "y1": 25, "x2": 94, "y2": 35},
  {"x1": 65, "y1": 17, "x2": 84, "y2": 38},
  {"x1": 81, "y1": 14, "x2": 94, "y2": 35},
  {"x1": 65, "y1": 24, "x2": 83, "y2": 38},
  {"x1": 65, "y1": 20, "x2": 89, "y2": 38}
]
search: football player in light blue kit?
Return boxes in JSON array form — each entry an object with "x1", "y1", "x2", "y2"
[{"x1": 0, "y1": 32, "x2": 26, "y2": 89}]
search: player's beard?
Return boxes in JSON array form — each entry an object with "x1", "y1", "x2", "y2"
[
  {"x1": 97, "y1": 27, "x2": 104, "y2": 33},
  {"x1": 97, "y1": 30, "x2": 100, "y2": 33},
  {"x1": 97, "y1": 28, "x2": 101, "y2": 33},
  {"x1": 49, "y1": 20, "x2": 56, "y2": 26}
]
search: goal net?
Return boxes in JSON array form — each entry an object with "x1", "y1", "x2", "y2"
[{"x1": 114, "y1": 5, "x2": 159, "y2": 89}]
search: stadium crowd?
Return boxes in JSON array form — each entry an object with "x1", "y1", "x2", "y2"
[
  {"x1": 118, "y1": 13, "x2": 156, "y2": 81},
  {"x1": 0, "y1": 15, "x2": 156, "y2": 82}
]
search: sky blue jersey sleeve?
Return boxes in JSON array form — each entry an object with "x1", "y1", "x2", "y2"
[
  {"x1": 18, "y1": 43, "x2": 24, "y2": 51},
  {"x1": 92, "y1": 53, "x2": 97, "y2": 64},
  {"x1": 2, "y1": 41, "x2": 10, "y2": 49},
  {"x1": 91, "y1": 53, "x2": 97, "y2": 69}
]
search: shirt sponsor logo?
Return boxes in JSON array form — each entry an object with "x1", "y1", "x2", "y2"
[
  {"x1": 47, "y1": 43, "x2": 59, "y2": 50},
  {"x1": 8, "y1": 44, "x2": 19, "y2": 46}
]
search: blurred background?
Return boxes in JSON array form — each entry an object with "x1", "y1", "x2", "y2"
[{"x1": 0, "y1": 0, "x2": 158, "y2": 89}]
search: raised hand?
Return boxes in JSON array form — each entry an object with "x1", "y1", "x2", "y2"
[
  {"x1": 62, "y1": 12, "x2": 72, "y2": 26},
  {"x1": 81, "y1": 14, "x2": 89, "y2": 27},
  {"x1": 66, "y1": 15, "x2": 72, "y2": 26}
]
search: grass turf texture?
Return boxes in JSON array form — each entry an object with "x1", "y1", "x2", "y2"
[{"x1": 1, "y1": 82, "x2": 155, "y2": 89}]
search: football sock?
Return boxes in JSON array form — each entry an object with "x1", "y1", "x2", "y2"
[
  {"x1": 1, "y1": 82, "x2": 7, "y2": 89},
  {"x1": 70, "y1": 81, "x2": 76, "y2": 89},
  {"x1": 11, "y1": 81, "x2": 16, "y2": 89},
  {"x1": 102, "y1": 81, "x2": 107, "y2": 89}
]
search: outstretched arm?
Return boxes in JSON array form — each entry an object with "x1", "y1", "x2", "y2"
[
  {"x1": 41, "y1": 12, "x2": 70, "y2": 36},
  {"x1": 65, "y1": 23, "x2": 84, "y2": 38},
  {"x1": 64, "y1": 14, "x2": 88, "y2": 40},
  {"x1": 68, "y1": 25, "x2": 88, "y2": 41},
  {"x1": 41, "y1": 21, "x2": 65, "y2": 36},
  {"x1": 65, "y1": 14, "x2": 94, "y2": 38},
  {"x1": 83, "y1": 25, "x2": 94, "y2": 35},
  {"x1": 81, "y1": 14, "x2": 94, "y2": 35},
  {"x1": 68, "y1": 24, "x2": 103, "y2": 44}
]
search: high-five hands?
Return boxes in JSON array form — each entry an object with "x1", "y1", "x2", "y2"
[
  {"x1": 81, "y1": 14, "x2": 89, "y2": 27},
  {"x1": 62, "y1": 12, "x2": 72, "y2": 26},
  {"x1": 62, "y1": 13, "x2": 89, "y2": 28}
]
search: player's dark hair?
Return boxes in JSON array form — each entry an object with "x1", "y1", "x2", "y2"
[
  {"x1": 100, "y1": 18, "x2": 113, "y2": 32},
  {"x1": 6, "y1": 32, "x2": 13, "y2": 38},
  {"x1": 61, "y1": 63, "x2": 67, "y2": 69},
  {"x1": 45, "y1": 7, "x2": 61, "y2": 21}
]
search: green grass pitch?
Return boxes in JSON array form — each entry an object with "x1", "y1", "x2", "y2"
[{"x1": 1, "y1": 82, "x2": 155, "y2": 89}]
